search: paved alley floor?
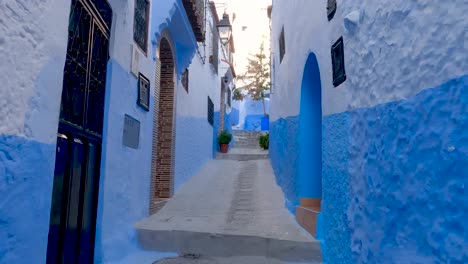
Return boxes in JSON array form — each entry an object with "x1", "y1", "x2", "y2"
[{"x1": 136, "y1": 159, "x2": 322, "y2": 263}]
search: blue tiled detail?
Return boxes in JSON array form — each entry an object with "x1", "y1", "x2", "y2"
[{"x1": 0, "y1": 135, "x2": 55, "y2": 264}]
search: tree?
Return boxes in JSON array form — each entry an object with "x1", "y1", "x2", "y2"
[{"x1": 234, "y1": 42, "x2": 270, "y2": 115}]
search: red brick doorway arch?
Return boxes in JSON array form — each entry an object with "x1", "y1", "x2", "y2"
[{"x1": 150, "y1": 35, "x2": 177, "y2": 214}]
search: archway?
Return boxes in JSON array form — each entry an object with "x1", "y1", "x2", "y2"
[
  {"x1": 298, "y1": 52, "x2": 322, "y2": 209},
  {"x1": 150, "y1": 37, "x2": 176, "y2": 214}
]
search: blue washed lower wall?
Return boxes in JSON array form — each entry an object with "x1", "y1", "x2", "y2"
[
  {"x1": 345, "y1": 76, "x2": 468, "y2": 263},
  {"x1": 322, "y1": 113, "x2": 352, "y2": 264},
  {"x1": 270, "y1": 75, "x2": 467, "y2": 263},
  {"x1": 94, "y1": 59, "x2": 154, "y2": 263},
  {"x1": 0, "y1": 135, "x2": 55, "y2": 264},
  {"x1": 174, "y1": 115, "x2": 213, "y2": 192},
  {"x1": 269, "y1": 116, "x2": 300, "y2": 213}
]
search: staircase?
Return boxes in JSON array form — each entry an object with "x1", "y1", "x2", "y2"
[{"x1": 215, "y1": 130, "x2": 269, "y2": 161}]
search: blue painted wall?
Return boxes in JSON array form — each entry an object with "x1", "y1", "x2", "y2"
[
  {"x1": 0, "y1": 135, "x2": 55, "y2": 264},
  {"x1": 230, "y1": 107, "x2": 240, "y2": 126},
  {"x1": 94, "y1": 59, "x2": 154, "y2": 263},
  {"x1": 239, "y1": 98, "x2": 270, "y2": 130},
  {"x1": 174, "y1": 115, "x2": 213, "y2": 192},
  {"x1": 269, "y1": 116, "x2": 300, "y2": 213},
  {"x1": 321, "y1": 76, "x2": 468, "y2": 263},
  {"x1": 321, "y1": 112, "x2": 352, "y2": 264},
  {"x1": 244, "y1": 114, "x2": 265, "y2": 131},
  {"x1": 272, "y1": 76, "x2": 468, "y2": 263},
  {"x1": 298, "y1": 53, "x2": 322, "y2": 198}
]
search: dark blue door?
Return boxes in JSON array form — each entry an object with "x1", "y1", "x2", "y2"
[{"x1": 46, "y1": 0, "x2": 112, "y2": 263}]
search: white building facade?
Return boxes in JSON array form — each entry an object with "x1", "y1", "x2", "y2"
[{"x1": 0, "y1": 0, "x2": 234, "y2": 263}]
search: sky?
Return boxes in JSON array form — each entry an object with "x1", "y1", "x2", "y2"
[{"x1": 213, "y1": 0, "x2": 272, "y2": 76}]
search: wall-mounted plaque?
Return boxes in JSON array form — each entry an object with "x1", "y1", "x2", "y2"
[
  {"x1": 331, "y1": 37, "x2": 346, "y2": 87},
  {"x1": 123, "y1": 114, "x2": 140, "y2": 149},
  {"x1": 137, "y1": 73, "x2": 150, "y2": 111}
]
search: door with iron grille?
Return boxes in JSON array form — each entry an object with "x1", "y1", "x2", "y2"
[{"x1": 46, "y1": 0, "x2": 112, "y2": 263}]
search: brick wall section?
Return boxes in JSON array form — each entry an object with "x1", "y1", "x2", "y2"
[
  {"x1": 150, "y1": 38, "x2": 176, "y2": 214},
  {"x1": 219, "y1": 83, "x2": 226, "y2": 134}
]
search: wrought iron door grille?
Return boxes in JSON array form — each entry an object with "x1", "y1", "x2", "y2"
[{"x1": 60, "y1": 0, "x2": 111, "y2": 138}]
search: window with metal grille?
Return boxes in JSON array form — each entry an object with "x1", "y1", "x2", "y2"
[
  {"x1": 182, "y1": 69, "x2": 189, "y2": 93},
  {"x1": 227, "y1": 88, "x2": 231, "y2": 107},
  {"x1": 331, "y1": 37, "x2": 346, "y2": 87},
  {"x1": 210, "y1": 25, "x2": 219, "y2": 73},
  {"x1": 207, "y1": 96, "x2": 214, "y2": 126},
  {"x1": 327, "y1": 0, "x2": 337, "y2": 21},
  {"x1": 279, "y1": 27, "x2": 285, "y2": 63},
  {"x1": 133, "y1": 0, "x2": 149, "y2": 52}
]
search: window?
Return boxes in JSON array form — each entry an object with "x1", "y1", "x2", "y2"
[
  {"x1": 327, "y1": 0, "x2": 337, "y2": 21},
  {"x1": 133, "y1": 0, "x2": 149, "y2": 52},
  {"x1": 279, "y1": 27, "x2": 285, "y2": 63},
  {"x1": 227, "y1": 88, "x2": 231, "y2": 107},
  {"x1": 182, "y1": 69, "x2": 189, "y2": 93},
  {"x1": 207, "y1": 96, "x2": 214, "y2": 126},
  {"x1": 331, "y1": 37, "x2": 346, "y2": 87},
  {"x1": 211, "y1": 25, "x2": 219, "y2": 73}
]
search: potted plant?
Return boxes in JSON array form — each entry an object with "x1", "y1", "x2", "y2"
[
  {"x1": 259, "y1": 133, "x2": 269, "y2": 150},
  {"x1": 218, "y1": 130, "x2": 232, "y2": 153}
]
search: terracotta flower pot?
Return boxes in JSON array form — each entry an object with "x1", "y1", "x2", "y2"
[{"x1": 220, "y1": 144, "x2": 229, "y2": 153}]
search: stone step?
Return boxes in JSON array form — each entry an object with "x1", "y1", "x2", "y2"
[
  {"x1": 136, "y1": 229, "x2": 321, "y2": 263},
  {"x1": 215, "y1": 148, "x2": 268, "y2": 161}
]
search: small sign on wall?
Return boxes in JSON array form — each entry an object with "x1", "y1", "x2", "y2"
[
  {"x1": 123, "y1": 114, "x2": 140, "y2": 149},
  {"x1": 137, "y1": 73, "x2": 150, "y2": 111}
]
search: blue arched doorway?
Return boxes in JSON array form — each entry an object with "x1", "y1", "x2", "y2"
[{"x1": 298, "y1": 52, "x2": 322, "y2": 202}]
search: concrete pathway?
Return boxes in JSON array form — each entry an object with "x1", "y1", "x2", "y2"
[{"x1": 136, "y1": 158, "x2": 321, "y2": 263}]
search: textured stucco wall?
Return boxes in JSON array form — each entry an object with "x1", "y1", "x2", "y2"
[
  {"x1": 0, "y1": 0, "x2": 69, "y2": 263},
  {"x1": 346, "y1": 76, "x2": 467, "y2": 263},
  {"x1": 321, "y1": 113, "x2": 352, "y2": 264},
  {"x1": 269, "y1": 116, "x2": 300, "y2": 213},
  {"x1": 269, "y1": 0, "x2": 468, "y2": 263}
]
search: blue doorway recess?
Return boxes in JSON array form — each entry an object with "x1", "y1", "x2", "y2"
[{"x1": 298, "y1": 53, "x2": 322, "y2": 199}]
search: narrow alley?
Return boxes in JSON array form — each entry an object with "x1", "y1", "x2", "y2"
[
  {"x1": 137, "y1": 131, "x2": 321, "y2": 263},
  {"x1": 1, "y1": 0, "x2": 467, "y2": 264}
]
